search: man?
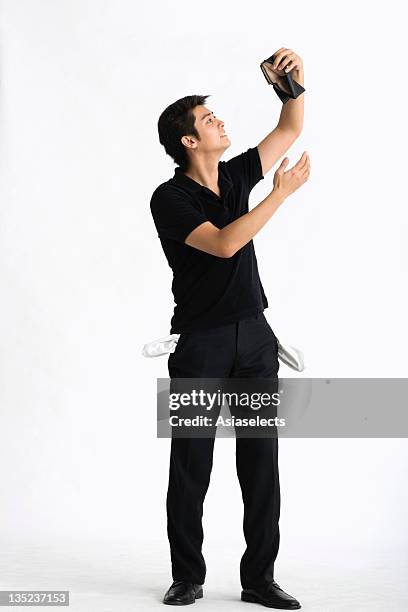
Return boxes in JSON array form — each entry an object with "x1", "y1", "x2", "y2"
[{"x1": 150, "y1": 48, "x2": 310, "y2": 609}]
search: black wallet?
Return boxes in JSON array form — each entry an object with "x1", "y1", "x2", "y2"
[{"x1": 260, "y1": 54, "x2": 305, "y2": 104}]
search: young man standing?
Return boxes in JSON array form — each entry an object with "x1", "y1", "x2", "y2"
[{"x1": 150, "y1": 48, "x2": 310, "y2": 609}]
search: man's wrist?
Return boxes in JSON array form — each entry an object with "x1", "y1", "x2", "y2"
[
  {"x1": 293, "y1": 67, "x2": 304, "y2": 86},
  {"x1": 268, "y1": 189, "x2": 286, "y2": 209}
]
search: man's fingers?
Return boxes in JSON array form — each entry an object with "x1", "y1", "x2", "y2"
[
  {"x1": 285, "y1": 153, "x2": 310, "y2": 181},
  {"x1": 292, "y1": 151, "x2": 309, "y2": 172},
  {"x1": 296, "y1": 151, "x2": 309, "y2": 167},
  {"x1": 272, "y1": 48, "x2": 292, "y2": 69},
  {"x1": 302, "y1": 161, "x2": 311, "y2": 180},
  {"x1": 280, "y1": 151, "x2": 310, "y2": 179},
  {"x1": 278, "y1": 157, "x2": 289, "y2": 172}
]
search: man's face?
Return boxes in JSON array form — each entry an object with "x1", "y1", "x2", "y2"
[{"x1": 187, "y1": 105, "x2": 231, "y2": 154}]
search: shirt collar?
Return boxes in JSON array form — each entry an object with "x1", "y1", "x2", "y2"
[{"x1": 172, "y1": 162, "x2": 233, "y2": 198}]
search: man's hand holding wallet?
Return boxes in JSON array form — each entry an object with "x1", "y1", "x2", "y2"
[{"x1": 260, "y1": 47, "x2": 305, "y2": 104}]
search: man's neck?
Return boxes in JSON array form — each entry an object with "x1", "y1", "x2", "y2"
[{"x1": 184, "y1": 156, "x2": 220, "y2": 191}]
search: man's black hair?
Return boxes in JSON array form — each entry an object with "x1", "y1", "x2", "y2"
[{"x1": 158, "y1": 95, "x2": 210, "y2": 171}]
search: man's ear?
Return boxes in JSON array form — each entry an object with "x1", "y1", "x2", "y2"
[{"x1": 181, "y1": 135, "x2": 197, "y2": 150}]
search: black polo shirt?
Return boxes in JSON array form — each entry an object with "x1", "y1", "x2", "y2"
[{"x1": 150, "y1": 146, "x2": 269, "y2": 333}]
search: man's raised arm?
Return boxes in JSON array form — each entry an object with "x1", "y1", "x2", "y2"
[{"x1": 185, "y1": 151, "x2": 310, "y2": 258}]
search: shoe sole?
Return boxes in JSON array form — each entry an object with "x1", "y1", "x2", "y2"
[
  {"x1": 241, "y1": 590, "x2": 301, "y2": 609},
  {"x1": 163, "y1": 588, "x2": 203, "y2": 605}
]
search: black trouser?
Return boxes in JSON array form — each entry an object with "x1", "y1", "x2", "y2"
[{"x1": 166, "y1": 312, "x2": 280, "y2": 589}]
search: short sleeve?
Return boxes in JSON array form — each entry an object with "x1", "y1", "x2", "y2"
[
  {"x1": 223, "y1": 146, "x2": 264, "y2": 193},
  {"x1": 150, "y1": 186, "x2": 208, "y2": 243}
]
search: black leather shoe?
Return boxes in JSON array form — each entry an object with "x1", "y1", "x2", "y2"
[
  {"x1": 241, "y1": 580, "x2": 301, "y2": 609},
  {"x1": 163, "y1": 580, "x2": 203, "y2": 605}
]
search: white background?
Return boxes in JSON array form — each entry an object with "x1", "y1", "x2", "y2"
[{"x1": 1, "y1": 0, "x2": 407, "y2": 610}]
